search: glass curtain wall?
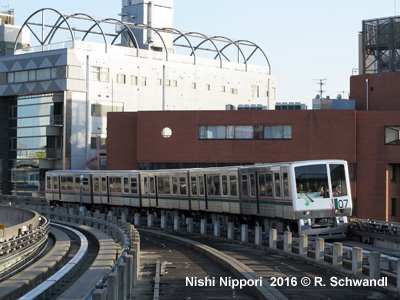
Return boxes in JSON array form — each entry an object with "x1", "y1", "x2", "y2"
[{"x1": 8, "y1": 93, "x2": 63, "y2": 195}]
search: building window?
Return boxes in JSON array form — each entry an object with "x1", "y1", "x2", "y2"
[
  {"x1": 131, "y1": 75, "x2": 138, "y2": 85},
  {"x1": 157, "y1": 78, "x2": 162, "y2": 85},
  {"x1": 206, "y1": 84, "x2": 211, "y2": 91},
  {"x1": 264, "y1": 125, "x2": 292, "y2": 139},
  {"x1": 172, "y1": 80, "x2": 178, "y2": 87},
  {"x1": 221, "y1": 86, "x2": 226, "y2": 92},
  {"x1": 231, "y1": 88, "x2": 238, "y2": 95},
  {"x1": 116, "y1": 74, "x2": 126, "y2": 84},
  {"x1": 199, "y1": 125, "x2": 292, "y2": 140},
  {"x1": 192, "y1": 82, "x2": 196, "y2": 89},
  {"x1": 141, "y1": 76, "x2": 147, "y2": 86},
  {"x1": 91, "y1": 66, "x2": 109, "y2": 82},
  {"x1": 385, "y1": 126, "x2": 400, "y2": 145},
  {"x1": 166, "y1": 79, "x2": 171, "y2": 86},
  {"x1": 91, "y1": 103, "x2": 124, "y2": 117},
  {"x1": 251, "y1": 85, "x2": 259, "y2": 98}
]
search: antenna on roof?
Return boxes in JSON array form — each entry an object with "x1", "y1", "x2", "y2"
[
  {"x1": 337, "y1": 90, "x2": 349, "y2": 98},
  {"x1": 313, "y1": 78, "x2": 327, "y2": 99}
]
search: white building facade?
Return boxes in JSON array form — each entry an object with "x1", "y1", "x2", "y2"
[{"x1": 0, "y1": 2, "x2": 275, "y2": 195}]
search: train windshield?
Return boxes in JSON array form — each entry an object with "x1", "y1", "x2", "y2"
[
  {"x1": 329, "y1": 164, "x2": 348, "y2": 197},
  {"x1": 295, "y1": 164, "x2": 328, "y2": 200},
  {"x1": 295, "y1": 163, "x2": 348, "y2": 200}
]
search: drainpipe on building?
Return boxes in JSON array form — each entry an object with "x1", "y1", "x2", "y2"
[
  {"x1": 366, "y1": 78, "x2": 369, "y2": 111},
  {"x1": 162, "y1": 65, "x2": 166, "y2": 110}
]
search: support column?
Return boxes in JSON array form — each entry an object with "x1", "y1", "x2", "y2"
[
  {"x1": 126, "y1": 255, "x2": 133, "y2": 298},
  {"x1": 333, "y1": 242, "x2": 343, "y2": 268},
  {"x1": 269, "y1": 228, "x2": 277, "y2": 249},
  {"x1": 161, "y1": 214, "x2": 167, "y2": 229},
  {"x1": 227, "y1": 222, "x2": 234, "y2": 240},
  {"x1": 352, "y1": 247, "x2": 363, "y2": 275},
  {"x1": 315, "y1": 238, "x2": 324, "y2": 263},
  {"x1": 107, "y1": 271, "x2": 118, "y2": 300},
  {"x1": 255, "y1": 225, "x2": 262, "y2": 245},
  {"x1": 214, "y1": 220, "x2": 221, "y2": 237},
  {"x1": 299, "y1": 234, "x2": 307, "y2": 257},
  {"x1": 118, "y1": 263, "x2": 127, "y2": 300},
  {"x1": 369, "y1": 251, "x2": 380, "y2": 279},
  {"x1": 134, "y1": 213, "x2": 140, "y2": 226},
  {"x1": 241, "y1": 224, "x2": 248, "y2": 243},
  {"x1": 201, "y1": 219, "x2": 207, "y2": 235},
  {"x1": 187, "y1": 218, "x2": 194, "y2": 233},
  {"x1": 174, "y1": 215, "x2": 179, "y2": 231},
  {"x1": 147, "y1": 214, "x2": 153, "y2": 228},
  {"x1": 283, "y1": 231, "x2": 292, "y2": 252}
]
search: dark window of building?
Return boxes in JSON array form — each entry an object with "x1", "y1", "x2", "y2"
[{"x1": 199, "y1": 125, "x2": 291, "y2": 140}]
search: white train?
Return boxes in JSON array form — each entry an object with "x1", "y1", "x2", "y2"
[{"x1": 45, "y1": 160, "x2": 352, "y2": 238}]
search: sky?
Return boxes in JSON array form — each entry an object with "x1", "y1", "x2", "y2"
[{"x1": 4, "y1": 0, "x2": 400, "y2": 108}]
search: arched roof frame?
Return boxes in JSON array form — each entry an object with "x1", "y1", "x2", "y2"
[
  {"x1": 129, "y1": 23, "x2": 169, "y2": 61},
  {"x1": 13, "y1": 8, "x2": 75, "y2": 50},
  {"x1": 164, "y1": 28, "x2": 196, "y2": 65},
  {"x1": 186, "y1": 32, "x2": 223, "y2": 68},
  {"x1": 211, "y1": 36, "x2": 247, "y2": 69},
  {"x1": 51, "y1": 13, "x2": 108, "y2": 51},
  {"x1": 103, "y1": 18, "x2": 139, "y2": 52},
  {"x1": 237, "y1": 40, "x2": 271, "y2": 73}
]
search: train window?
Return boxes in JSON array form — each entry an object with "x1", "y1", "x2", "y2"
[
  {"x1": 180, "y1": 177, "x2": 187, "y2": 195},
  {"x1": 102, "y1": 177, "x2": 107, "y2": 192},
  {"x1": 265, "y1": 173, "x2": 273, "y2": 197},
  {"x1": 274, "y1": 173, "x2": 281, "y2": 198},
  {"x1": 172, "y1": 177, "x2": 178, "y2": 194},
  {"x1": 258, "y1": 173, "x2": 266, "y2": 196},
  {"x1": 150, "y1": 177, "x2": 155, "y2": 194},
  {"x1": 283, "y1": 173, "x2": 289, "y2": 197},
  {"x1": 143, "y1": 177, "x2": 148, "y2": 194},
  {"x1": 61, "y1": 176, "x2": 73, "y2": 190},
  {"x1": 241, "y1": 175, "x2": 248, "y2": 197},
  {"x1": 213, "y1": 175, "x2": 220, "y2": 196},
  {"x1": 94, "y1": 177, "x2": 100, "y2": 192},
  {"x1": 206, "y1": 175, "x2": 214, "y2": 196},
  {"x1": 222, "y1": 175, "x2": 228, "y2": 196},
  {"x1": 123, "y1": 178, "x2": 129, "y2": 193},
  {"x1": 295, "y1": 164, "x2": 328, "y2": 199},
  {"x1": 83, "y1": 178, "x2": 89, "y2": 192},
  {"x1": 198, "y1": 176, "x2": 204, "y2": 195},
  {"x1": 329, "y1": 164, "x2": 348, "y2": 197},
  {"x1": 74, "y1": 177, "x2": 80, "y2": 191},
  {"x1": 53, "y1": 177, "x2": 58, "y2": 189},
  {"x1": 191, "y1": 176, "x2": 197, "y2": 195},
  {"x1": 109, "y1": 177, "x2": 122, "y2": 193},
  {"x1": 157, "y1": 177, "x2": 164, "y2": 194},
  {"x1": 163, "y1": 177, "x2": 171, "y2": 194},
  {"x1": 131, "y1": 178, "x2": 138, "y2": 194},
  {"x1": 46, "y1": 176, "x2": 51, "y2": 189},
  {"x1": 250, "y1": 174, "x2": 256, "y2": 197},
  {"x1": 230, "y1": 175, "x2": 237, "y2": 196}
]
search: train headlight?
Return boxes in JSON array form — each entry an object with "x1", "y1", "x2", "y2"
[
  {"x1": 304, "y1": 211, "x2": 311, "y2": 216},
  {"x1": 335, "y1": 209, "x2": 340, "y2": 214}
]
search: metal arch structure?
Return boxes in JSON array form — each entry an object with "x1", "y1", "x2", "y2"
[
  {"x1": 13, "y1": 8, "x2": 75, "y2": 51},
  {"x1": 13, "y1": 8, "x2": 272, "y2": 72},
  {"x1": 164, "y1": 28, "x2": 197, "y2": 64}
]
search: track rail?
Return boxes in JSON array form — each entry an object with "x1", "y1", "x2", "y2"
[
  {"x1": 18, "y1": 223, "x2": 88, "y2": 300},
  {"x1": 0, "y1": 216, "x2": 50, "y2": 281}
]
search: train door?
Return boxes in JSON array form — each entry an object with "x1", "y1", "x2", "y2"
[
  {"x1": 130, "y1": 173, "x2": 140, "y2": 207},
  {"x1": 92, "y1": 175, "x2": 101, "y2": 204},
  {"x1": 122, "y1": 176, "x2": 130, "y2": 206},
  {"x1": 101, "y1": 176, "x2": 108, "y2": 204},
  {"x1": 240, "y1": 172, "x2": 251, "y2": 215},
  {"x1": 228, "y1": 169, "x2": 240, "y2": 214},
  {"x1": 141, "y1": 175, "x2": 150, "y2": 207},
  {"x1": 249, "y1": 172, "x2": 258, "y2": 215},
  {"x1": 179, "y1": 174, "x2": 189, "y2": 210},
  {"x1": 258, "y1": 171, "x2": 274, "y2": 217},
  {"x1": 221, "y1": 173, "x2": 230, "y2": 213},
  {"x1": 189, "y1": 174, "x2": 199, "y2": 211},
  {"x1": 281, "y1": 168, "x2": 292, "y2": 219},
  {"x1": 149, "y1": 175, "x2": 157, "y2": 207},
  {"x1": 273, "y1": 170, "x2": 283, "y2": 217},
  {"x1": 198, "y1": 174, "x2": 207, "y2": 210},
  {"x1": 171, "y1": 175, "x2": 179, "y2": 209}
]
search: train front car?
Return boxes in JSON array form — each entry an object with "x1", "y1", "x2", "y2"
[{"x1": 292, "y1": 160, "x2": 352, "y2": 239}]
